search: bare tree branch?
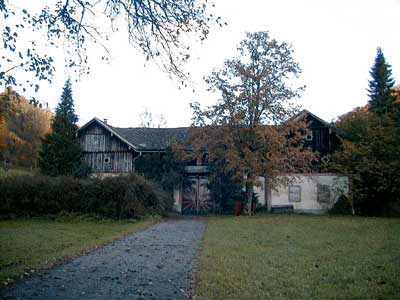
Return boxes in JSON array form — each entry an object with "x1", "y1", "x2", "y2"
[{"x1": 0, "y1": 0, "x2": 222, "y2": 93}]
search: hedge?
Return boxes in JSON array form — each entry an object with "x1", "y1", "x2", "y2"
[{"x1": 0, "y1": 174, "x2": 172, "y2": 218}]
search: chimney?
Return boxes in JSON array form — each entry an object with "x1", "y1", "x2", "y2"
[{"x1": 103, "y1": 118, "x2": 108, "y2": 124}]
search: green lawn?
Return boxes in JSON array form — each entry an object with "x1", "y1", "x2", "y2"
[
  {"x1": 0, "y1": 217, "x2": 156, "y2": 286},
  {"x1": 196, "y1": 215, "x2": 400, "y2": 300}
]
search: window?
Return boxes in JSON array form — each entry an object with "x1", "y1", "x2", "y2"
[
  {"x1": 305, "y1": 130, "x2": 313, "y2": 141},
  {"x1": 288, "y1": 185, "x2": 301, "y2": 202},
  {"x1": 321, "y1": 156, "x2": 330, "y2": 163},
  {"x1": 317, "y1": 184, "x2": 331, "y2": 203}
]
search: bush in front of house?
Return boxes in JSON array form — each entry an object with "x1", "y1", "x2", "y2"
[
  {"x1": 329, "y1": 195, "x2": 353, "y2": 215},
  {"x1": 0, "y1": 174, "x2": 172, "y2": 218}
]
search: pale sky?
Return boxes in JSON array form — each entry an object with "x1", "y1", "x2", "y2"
[{"x1": 9, "y1": 0, "x2": 400, "y2": 127}]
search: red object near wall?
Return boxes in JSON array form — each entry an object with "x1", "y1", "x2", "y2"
[
  {"x1": 233, "y1": 201, "x2": 243, "y2": 216},
  {"x1": 233, "y1": 201, "x2": 256, "y2": 215}
]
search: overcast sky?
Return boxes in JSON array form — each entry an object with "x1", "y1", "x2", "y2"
[{"x1": 14, "y1": 0, "x2": 400, "y2": 127}]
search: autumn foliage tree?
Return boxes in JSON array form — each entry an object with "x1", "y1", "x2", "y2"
[
  {"x1": 189, "y1": 32, "x2": 316, "y2": 215},
  {"x1": 0, "y1": 91, "x2": 7, "y2": 153},
  {"x1": 0, "y1": 87, "x2": 52, "y2": 169},
  {"x1": 138, "y1": 108, "x2": 167, "y2": 128}
]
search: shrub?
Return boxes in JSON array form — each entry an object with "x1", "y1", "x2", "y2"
[
  {"x1": 0, "y1": 174, "x2": 171, "y2": 218},
  {"x1": 383, "y1": 200, "x2": 400, "y2": 217},
  {"x1": 329, "y1": 195, "x2": 353, "y2": 215}
]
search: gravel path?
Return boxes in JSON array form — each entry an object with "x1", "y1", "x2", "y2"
[{"x1": 1, "y1": 220, "x2": 206, "y2": 300}]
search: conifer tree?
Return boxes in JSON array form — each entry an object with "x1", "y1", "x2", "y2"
[
  {"x1": 368, "y1": 48, "x2": 395, "y2": 116},
  {"x1": 39, "y1": 79, "x2": 85, "y2": 176}
]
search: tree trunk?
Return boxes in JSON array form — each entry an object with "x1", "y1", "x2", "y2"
[
  {"x1": 349, "y1": 175, "x2": 355, "y2": 215},
  {"x1": 245, "y1": 180, "x2": 253, "y2": 216}
]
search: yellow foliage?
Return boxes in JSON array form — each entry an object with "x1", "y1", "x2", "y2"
[
  {"x1": 393, "y1": 85, "x2": 400, "y2": 104},
  {"x1": 0, "y1": 87, "x2": 53, "y2": 169},
  {"x1": 0, "y1": 114, "x2": 6, "y2": 151}
]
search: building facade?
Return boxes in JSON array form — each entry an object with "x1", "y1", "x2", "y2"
[{"x1": 77, "y1": 110, "x2": 349, "y2": 214}]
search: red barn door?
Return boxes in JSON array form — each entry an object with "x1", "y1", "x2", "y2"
[{"x1": 182, "y1": 176, "x2": 212, "y2": 214}]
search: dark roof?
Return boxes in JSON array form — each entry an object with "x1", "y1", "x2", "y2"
[
  {"x1": 78, "y1": 117, "x2": 190, "y2": 151},
  {"x1": 285, "y1": 109, "x2": 332, "y2": 127},
  {"x1": 79, "y1": 110, "x2": 334, "y2": 152},
  {"x1": 111, "y1": 126, "x2": 190, "y2": 151}
]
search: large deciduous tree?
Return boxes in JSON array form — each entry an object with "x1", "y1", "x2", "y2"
[
  {"x1": 0, "y1": 87, "x2": 52, "y2": 169},
  {"x1": 138, "y1": 108, "x2": 167, "y2": 128},
  {"x1": 0, "y1": 88, "x2": 8, "y2": 153},
  {"x1": 38, "y1": 79, "x2": 87, "y2": 176},
  {"x1": 189, "y1": 31, "x2": 315, "y2": 215},
  {"x1": 0, "y1": 0, "x2": 222, "y2": 93}
]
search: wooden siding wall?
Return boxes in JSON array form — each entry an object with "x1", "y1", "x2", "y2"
[
  {"x1": 79, "y1": 123, "x2": 135, "y2": 173},
  {"x1": 83, "y1": 152, "x2": 133, "y2": 173},
  {"x1": 307, "y1": 117, "x2": 340, "y2": 156},
  {"x1": 81, "y1": 134, "x2": 129, "y2": 152}
]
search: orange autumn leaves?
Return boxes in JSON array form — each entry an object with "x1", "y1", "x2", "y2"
[{"x1": 0, "y1": 87, "x2": 52, "y2": 169}]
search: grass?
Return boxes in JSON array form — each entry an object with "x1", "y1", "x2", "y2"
[
  {"x1": 0, "y1": 216, "x2": 157, "y2": 286},
  {"x1": 196, "y1": 215, "x2": 400, "y2": 300}
]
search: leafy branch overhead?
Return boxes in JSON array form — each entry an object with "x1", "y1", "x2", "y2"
[{"x1": 0, "y1": 0, "x2": 223, "y2": 91}]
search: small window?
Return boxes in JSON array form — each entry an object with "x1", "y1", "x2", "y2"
[
  {"x1": 104, "y1": 157, "x2": 110, "y2": 163},
  {"x1": 317, "y1": 184, "x2": 331, "y2": 203},
  {"x1": 288, "y1": 185, "x2": 301, "y2": 202},
  {"x1": 305, "y1": 130, "x2": 313, "y2": 141},
  {"x1": 321, "y1": 156, "x2": 330, "y2": 163}
]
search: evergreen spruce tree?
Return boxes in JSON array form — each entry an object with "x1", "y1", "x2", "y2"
[
  {"x1": 39, "y1": 79, "x2": 85, "y2": 176},
  {"x1": 368, "y1": 48, "x2": 396, "y2": 116}
]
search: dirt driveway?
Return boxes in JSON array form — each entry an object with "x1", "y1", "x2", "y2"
[{"x1": 1, "y1": 219, "x2": 206, "y2": 300}]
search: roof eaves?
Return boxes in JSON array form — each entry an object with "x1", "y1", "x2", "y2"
[{"x1": 139, "y1": 148, "x2": 167, "y2": 152}]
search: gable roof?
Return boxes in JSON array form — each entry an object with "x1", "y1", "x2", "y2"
[
  {"x1": 78, "y1": 117, "x2": 189, "y2": 152},
  {"x1": 78, "y1": 117, "x2": 139, "y2": 150},
  {"x1": 79, "y1": 111, "x2": 336, "y2": 152},
  {"x1": 285, "y1": 109, "x2": 333, "y2": 127}
]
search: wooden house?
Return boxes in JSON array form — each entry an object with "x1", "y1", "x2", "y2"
[
  {"x1": 286, "y1": 109, "x2": 341, "y2": 160},
  {"x1": 77, "y1": 110, "x2": 349, "y2": 214},
  {"x1": 77, "y1": 118, "x2": 189, "y2": 175}
]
